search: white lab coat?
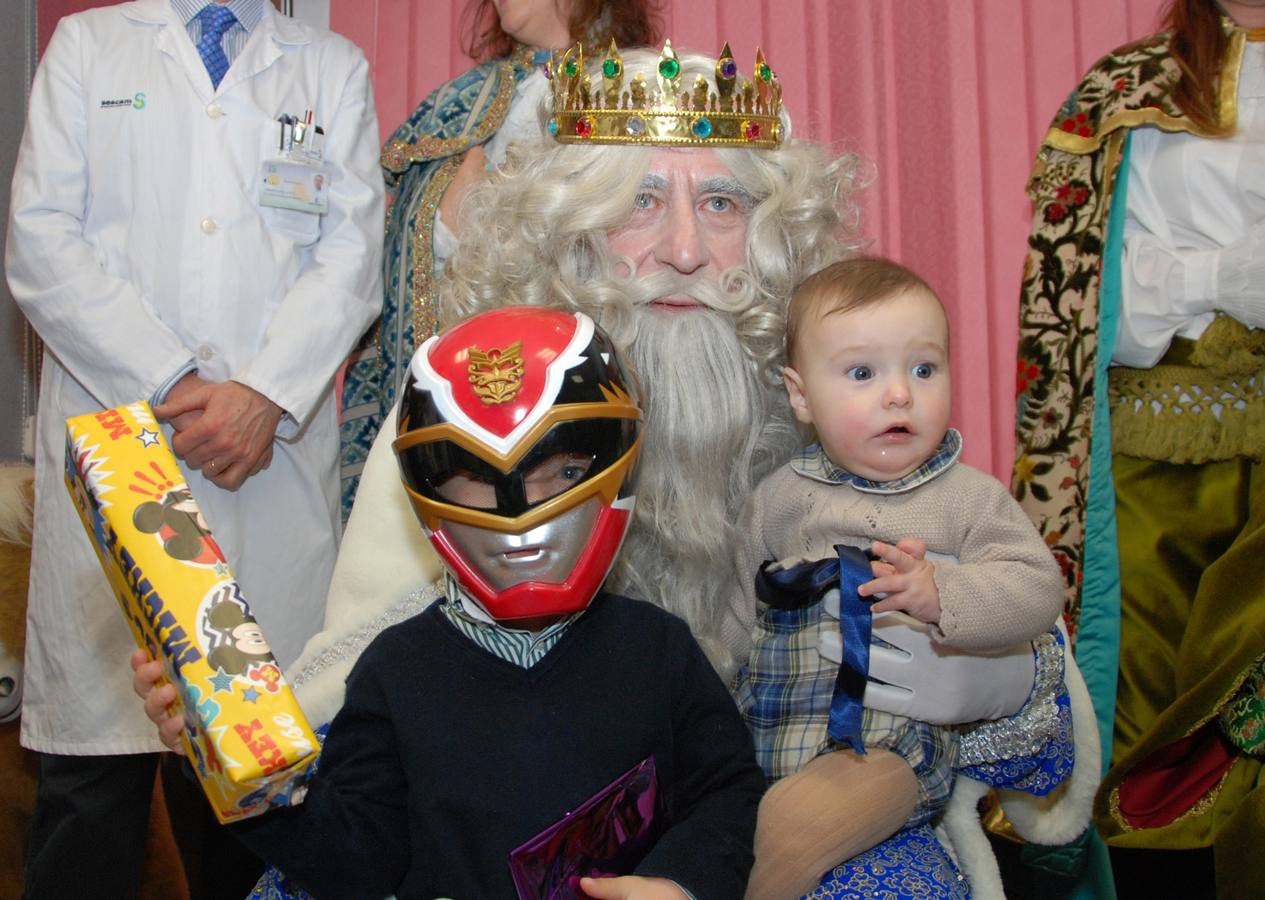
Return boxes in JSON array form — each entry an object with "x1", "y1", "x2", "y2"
[{"x1": 5, "y1": 0, "x2": 383, "y2": 754}]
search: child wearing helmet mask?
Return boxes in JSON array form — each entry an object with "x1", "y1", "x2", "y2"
[{"x1": 134, "y1": 307, "x2": 764, "y2": 900}]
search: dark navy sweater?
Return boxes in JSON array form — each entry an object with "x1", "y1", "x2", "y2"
[{"x1": 236, "y1": 594, "x2": 764, "y2": 899}]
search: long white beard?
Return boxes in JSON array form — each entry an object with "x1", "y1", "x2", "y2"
[{"x1": 582, "y1": 273, "x2": 799, "y2": 671}]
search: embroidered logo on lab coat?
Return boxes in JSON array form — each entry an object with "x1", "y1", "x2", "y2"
[{"x1": 100, "y1": 92, "x2": 146, "y2": 110}]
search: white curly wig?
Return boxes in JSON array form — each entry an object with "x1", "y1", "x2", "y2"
[{"x1": 438, "y1": 46, "x2": 870, "y2": 671}]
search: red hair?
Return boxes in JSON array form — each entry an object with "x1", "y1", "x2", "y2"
[
  {"x1": 1162, "y1": 0, "x2": 1233, "y2": 135},
  {"x1": 463, "y1": 0, "x2": 661, "y2": 62}
]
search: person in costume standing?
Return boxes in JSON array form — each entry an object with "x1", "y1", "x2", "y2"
[
  {"x1": 339, "y1": 0, "x2": 659, "y2": 516},
  {"x1": 5, "y1": 0, "x2": 383, "y2": 895},
  {"x1": 1013, "y1": 1, "x2": 1265, "y2": 895}
]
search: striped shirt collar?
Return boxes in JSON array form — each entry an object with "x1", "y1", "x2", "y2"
[
  {"x1": 439, "y1": 575, "x2": 580, "y2": 668},
  {"x1": 171, "y1": 0, "x2": 265, "y2": 34},
  {"x1": 790, "y1": 428, "x2": 963, "y2": 495}
]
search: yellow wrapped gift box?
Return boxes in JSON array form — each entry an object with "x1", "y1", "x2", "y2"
[{"x1": 65, "y1": 401, "x2": 317, "y2": 823}]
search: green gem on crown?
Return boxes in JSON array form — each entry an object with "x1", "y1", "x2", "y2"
[{"x1": 547, "y1": 40, "x2": 785, "y2": 148}]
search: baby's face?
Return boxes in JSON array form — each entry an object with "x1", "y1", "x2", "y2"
[{"x1": 784, "y1": 287, "x2": 951, "y2": 482}]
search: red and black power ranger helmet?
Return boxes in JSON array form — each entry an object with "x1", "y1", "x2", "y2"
[{"x1": 392, "y1": 307, "x2": 643, "y2": 623}]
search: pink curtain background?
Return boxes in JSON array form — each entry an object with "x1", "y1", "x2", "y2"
[
  {"x1": 334, "y1": 0, "x2": 1167, "y2": 481},
  {"x1": 35, "y1": 0, "x2": 1170, "y2": 480}
]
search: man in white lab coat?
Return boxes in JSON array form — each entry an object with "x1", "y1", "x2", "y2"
[{"x1": 4, "y1": 0, "x2": 383, "y2": 895}]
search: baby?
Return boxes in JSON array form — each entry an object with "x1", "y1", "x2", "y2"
[{"x1": 733, "y1": 257, "x2": 1066, "y2": 899}]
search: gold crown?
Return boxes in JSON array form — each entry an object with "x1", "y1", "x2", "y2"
[{"x1": 547, "y1": 39, "x2": 784, "y2": 149}]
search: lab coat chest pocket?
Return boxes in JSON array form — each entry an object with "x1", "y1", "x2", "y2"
[{"x1": 256, "y1": 129, "x2": 322, "y2": 246}]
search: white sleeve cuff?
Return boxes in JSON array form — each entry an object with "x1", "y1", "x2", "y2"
[{"x1": 149, "y1": 359, "x2": 197, "y2": 406}]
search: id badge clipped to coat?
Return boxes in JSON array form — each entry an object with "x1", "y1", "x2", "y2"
[{"x1": 259, "y1": 110, "x2": 328, "y2": 215}]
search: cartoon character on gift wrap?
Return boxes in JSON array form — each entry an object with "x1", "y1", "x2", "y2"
[
  {"x1": 201, "y1": 585, "x2": 279, "y2": 681},
  {"x1": 133, "y1": 486, "x2": 225, "y2": 565}
]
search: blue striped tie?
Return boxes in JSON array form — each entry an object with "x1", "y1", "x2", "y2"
[{"x1": 195, "y1": 5, "x2": 238, "y2": 89}]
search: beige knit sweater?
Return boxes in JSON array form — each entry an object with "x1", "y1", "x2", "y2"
[{"x1": 723, "y1": 459, "x2": 1065, "y2": 666}]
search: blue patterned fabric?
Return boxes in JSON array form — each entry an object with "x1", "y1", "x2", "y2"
[
  {"x1": 174, "y1": 0, "x2": 259, "y2": 63},
  {"x1": 339, "y1": 49, "x2": 541, "y2": 519},
  {"x1": 806, "y1": 823, "x2": 971, "y2": 899},
  {"x1": 958, "y1": 629, "x2": 1076, "y2": 796},
  {"x1": 738, "y1": 596, "x2": 958, "y2": 824},
  {"x1": 194, "y1": 4, "x2": 236, "y2": 88},
  {"x1": 249, "y1": 867, "x2": 319, "y2": 900},
  {"x1": 960, "y1": 683, "x2": 1074, "y2": 794}
]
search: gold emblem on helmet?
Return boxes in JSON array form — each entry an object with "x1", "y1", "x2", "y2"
[{"x1": 467, "y1": 342, "x2": 524, "y2": 405}]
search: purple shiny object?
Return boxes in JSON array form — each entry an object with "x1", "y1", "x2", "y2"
[
  {"x1": 719, "y1": 58, "x2": 737, "y2": 79},
  {"x1": 509, "y1": 756, "x2": 663, "y2": 900}
]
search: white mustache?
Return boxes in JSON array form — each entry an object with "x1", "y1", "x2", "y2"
[{"x1": 619, "y1": 270, "x2": 751, "y2": 315}]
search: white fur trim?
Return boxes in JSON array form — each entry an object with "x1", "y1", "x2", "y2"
[
  {"x1": 290, "y1": 405, "x2": 442, "y2": 725},
  {"x1": 940, "y1": 775, "x2": 1007, "y2": 900},
  {"x1": 999, "y1": 628, "x2": 1101, "y2": 844},
  {"x1": 938, "y1": 621, "x2": 1101, "y2": 898}
]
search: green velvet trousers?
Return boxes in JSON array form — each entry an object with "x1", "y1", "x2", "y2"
[{"x1": 1101, "y1": 453, "x2": 1265, "y2": 899}]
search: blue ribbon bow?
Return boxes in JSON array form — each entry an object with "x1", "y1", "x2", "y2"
[{"x1": 754, "y1": 544, "x2": 875, "y2": 753}]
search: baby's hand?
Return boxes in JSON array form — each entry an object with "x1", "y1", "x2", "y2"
[
  {"x1": 578, "y1": 875, "x2": 689, "y2": 899},
  {"x1": 861, "y1": 539, "x2": 941, "y2": 624}
]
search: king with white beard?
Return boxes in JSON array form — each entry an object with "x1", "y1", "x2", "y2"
[
  {"x1": 298, "y1": 45, "x2": 862, "y2": 694},
  {"x1": 281, "y1": 42, "x2": 1093, "y2": 900}
]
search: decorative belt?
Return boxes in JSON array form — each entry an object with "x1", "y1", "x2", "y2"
[{"x1": 1109, "y1": 315, "x2": 1265, "y2": 463}]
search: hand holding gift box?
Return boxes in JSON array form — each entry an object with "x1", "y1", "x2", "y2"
[{"x1": 65, "y1": 401, "x2": 317, "y2": 823}]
